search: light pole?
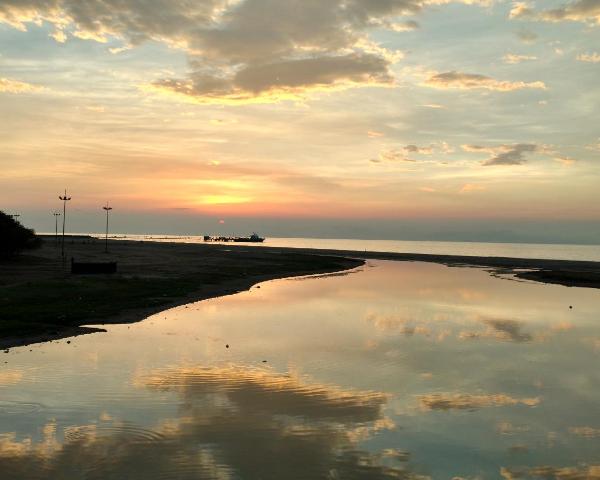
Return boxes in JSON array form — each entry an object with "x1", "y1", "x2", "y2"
[
  {"x1": 59, "y1": 189, "x2": 71, "y2": 258},
  {"x1": 103, "y1": 203, "x2": 113, "y2": 253},
  {"x1": 53, "y1": 212, "x2": 61, "y2": 248}
]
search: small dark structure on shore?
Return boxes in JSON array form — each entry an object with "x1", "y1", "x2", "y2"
[{"x1": 71, "y1": 258, "x2": 117, "y2": 274}]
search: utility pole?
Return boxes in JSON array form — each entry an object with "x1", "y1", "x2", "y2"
[
  {"x1": 53, "y1": 212, "x2": 61, "y2": 248},
  {"x1": 9, "y1": 214, "x2": 20, "y2": 221},
  {"x1": 102, "y1": 203, "x2": 113, "y2": 253},
  {"x1": 59, "y1": 189, "x2": 72, "y2": 258}
]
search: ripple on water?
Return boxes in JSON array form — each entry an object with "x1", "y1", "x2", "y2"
[
  {"x1": 65, "y1": 422, "x2": 178, "y2": 480},
  {"x1": 0, "y1": 400, "x2": 45, "y2": 415},
  {"x1": 66, "y1": 421, "x2": 168, "y2": 444}
]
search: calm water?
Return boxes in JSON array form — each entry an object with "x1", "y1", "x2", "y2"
[
  {"x1": 93, "y1": 234, "x2": 600, "y2": 262},
  {"x1": 1, "y1": 261, "x2": 599, "y2": 479}
]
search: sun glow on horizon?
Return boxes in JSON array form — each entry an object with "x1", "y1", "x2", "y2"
[{"x1": 0, "y1": 0, "x2": 599, "y2": 241}]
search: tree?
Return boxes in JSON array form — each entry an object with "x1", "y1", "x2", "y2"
[{"x1": 0, "y1": 211, "x2": 41, "y2": 257}]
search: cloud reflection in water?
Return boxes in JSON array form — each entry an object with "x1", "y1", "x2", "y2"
[{"x1": 0, "y1": 365, "x2": 427, "y2": 479}]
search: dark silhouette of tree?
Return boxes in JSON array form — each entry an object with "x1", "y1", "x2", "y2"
[{"x1": 0, "y1": 211, "x2": 41, "y2": 257}]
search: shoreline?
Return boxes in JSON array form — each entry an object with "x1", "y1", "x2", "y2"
[
  {"x1": 0, "y1": 238, "x2": 364, "y2": 349},
  {"x1": 269, "y1": 246, "x2": 600, "y2": 289},
  {"x1": 2, "y1": 238, "x2": 599, "y2": 349}
]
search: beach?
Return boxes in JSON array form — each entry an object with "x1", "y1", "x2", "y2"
[{"x1": 1, "y1": 236, "x2": 599, "y2": 348}]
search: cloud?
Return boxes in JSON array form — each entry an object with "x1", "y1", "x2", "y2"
[
  {"x1": 84, "y1": 105, "x2": 106, "y2": 113},
  {"x1": 500, "y1": 465, "x2": 600, "y2": 480},
  {"x1": 509, "y1": 0, "x2": 600, "y2": 25},
  {"x1": 109, "y1": 45, "x2": 132, "y2": 54},
  {"x1": 419, "y1": 392, "x2": 541, "y2": 411},
  {"x1": 150, "y1": 54, "x2": 394, "y2": 103},
  {"x1": 0, "y1": 0, "x2": 227, "y2": 42},
  {"x1": 503, "y1": 53, "x2": 537, "y2": 64},
  {"x1": 460, "y1": 183, "x2": 486, "y2": 193},
  {"x1": 509, "y1": 2, "x2": 533, "y2": 19},
  {"x1": 554, "y1": 155, "x2": 576, "y2": 166},
  {"x1": 587, "y1": 140, "x2": 600, "y2": 151},
  {"x1": 403, "y1": 144, "x2": 434, "y2": 155},
  {"x1": 463, "y1": 143, "x2": 574, "y2": 167},
  {"x1": 0, "y1": 0, "x2": 496, "y2": 104},
  {"x1": 458, "y1": 318, "x2": 533, "y2": 342},
  {"x1": 424, "y1": 71, "x2": 546, "y2": 91},
  {"x1": 496, "y1": 422, "x2": 530, "y2": 435},
  {"x1": 568, "y1": 426, "x2": 600, "y2": 438},
  {"x1": 482, "y1": 318, "x2": 532, "y2": 342},
  {"x1": 366, "y1": 313, "x2": 433, "y2": 337},
  {"x1": 388, "y1": 20, "x2": 420, "y2": 31},
  {"x1": 462, "y1": 143, "x2": 539, "y2": 166},
  {"x1": 0, "y1": 364, "x2": 421, "y2": 479},
  {"x1": 378, "y1": 149, "x2": 417, "y2": 163},
  {"x1": 373, "y1": 143, "x2": 451, "y2": 164},
  {"x1": 484, "y1": 144, "x2": 538, "y2": 166},
  {"x1": 0, "y1": 77, "x2": 43, "y2": 94},
  {"x1": 577, "y1": 52, "x2": 600, "y2": 62},
  {"x1": 516, "y1": 29, "x2": 538, "y2": 43},
  {"x1": 367, "y1": 130, "x2": 385, "y2": 138}
]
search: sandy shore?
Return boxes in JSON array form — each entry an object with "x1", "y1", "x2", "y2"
[{"x1": 1, "y1": 236, "x2": 598, "y2": 349}]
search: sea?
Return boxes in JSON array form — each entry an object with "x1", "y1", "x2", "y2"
[{"x1": 85, "y1": 234, "x2": 600, "y2": 262}]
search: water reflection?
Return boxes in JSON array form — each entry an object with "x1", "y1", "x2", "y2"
[
  {"x1": 0, "y1": 260, "x2": 599, "y2": 478},
  {"x1": 0, "y1": 366, "x2": 420, "y2": 479}
]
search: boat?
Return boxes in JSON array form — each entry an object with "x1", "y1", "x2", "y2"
[
  {"x1": 233, "y1": 233, "x2": 264, "y2": 243},
  {"x1": 203, "y1": 233, "x2": 265, "y2": 243}
]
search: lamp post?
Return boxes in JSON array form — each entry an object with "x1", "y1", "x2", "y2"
[
  {"x1": 59, "y1": 189, "x2": 71, "y2": 258},
  {"x1": 52, "y1": 212, "x2": 61, "y2": 248},
  {"x1": 103, "y1": 203, "x2": 113, "y2": 253}
]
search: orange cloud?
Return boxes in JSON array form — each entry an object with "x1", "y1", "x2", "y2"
[
  {"x1": 501, "y1": 465, "x2": 600, "y2": 480},
  {"x1": 419, "y1": 393, "x2": 541, "y2": 410},
  {"x1": 0, "y1": 77, "x2": 43, "y2": 94},
  {"x1": 425, "y1": 71, "x2": 546, "y2": 91},
  {"x1": 577, "y1": 52, "x2": 600, "y2": 63},
  {"x1": 460, "y1": 184, "x2": 486, "y2": 193},
  {"x1": 510, "y1": 0, "x2": 600, "y2": 25}
]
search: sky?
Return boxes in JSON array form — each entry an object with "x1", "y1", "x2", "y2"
[{"x1": 0, "y1": 0, "x2": 599, "y2": 243}]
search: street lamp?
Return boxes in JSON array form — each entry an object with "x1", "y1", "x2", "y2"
[
  {"x1": 59, "y1": 189, "x2": 71, "y2": 258},
  {"x1": 52, "y1": 212, "x2": 61, "y2": 248},
  {"x1": 103, "y1": 203, "x2": 113, "y2": 253}
]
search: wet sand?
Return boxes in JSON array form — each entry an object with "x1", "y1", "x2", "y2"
[{"x1": 1, "y1": 236, "x2": 598, "y2": 348}]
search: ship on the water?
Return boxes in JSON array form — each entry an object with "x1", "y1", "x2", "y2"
[{"x1": 203, "y1": 233, "x2": 265, "y2": 243}]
